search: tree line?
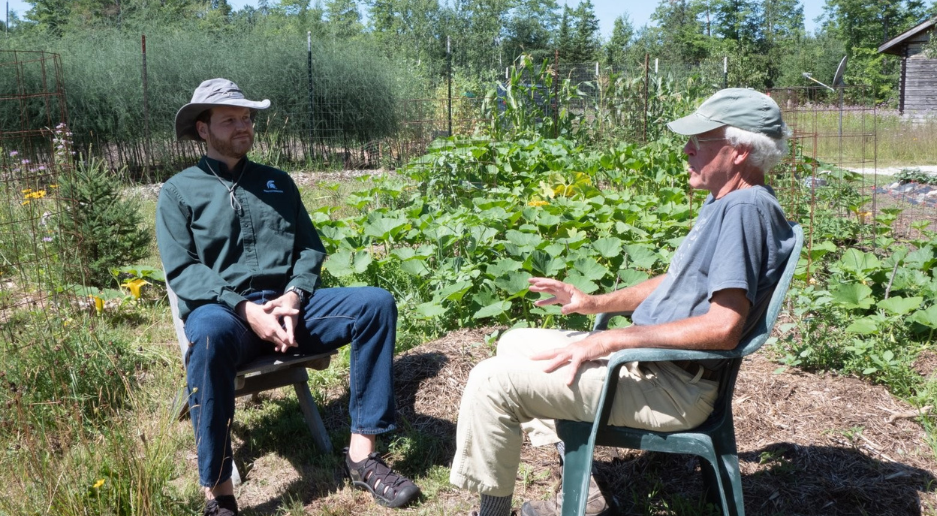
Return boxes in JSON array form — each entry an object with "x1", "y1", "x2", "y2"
[{"x1": 2, "y1": 0, "x2": 937, "y2": 104}]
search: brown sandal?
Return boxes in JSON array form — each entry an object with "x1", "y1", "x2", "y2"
[{"x1": 344, "y1": 448, "x2": 420, "y2": 508}]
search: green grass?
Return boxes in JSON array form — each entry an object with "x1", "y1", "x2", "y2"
[{"x1": 789, "y1": 109, "x2": 937, "y2": 168}]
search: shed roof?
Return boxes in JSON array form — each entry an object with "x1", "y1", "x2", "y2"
[{"x1": 879, "y1": 17, "x2": 937, "y2": 55}]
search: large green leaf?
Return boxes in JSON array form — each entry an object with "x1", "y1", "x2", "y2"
[
  {"x1": 473, "y1": 300, "x2": 512, "y2": 319},
  {"x1": 909, "y1": 305, "x2": 937, "y2": 329},
  {"x1": 831, "y1": 283, "x2": 874, "y2": 310},
  {"x1": 839, "y1": 249, "x2": 881, "y2": 275},
  {"x1": 564, "y1": 272, "x2": 600, "y2": 294},
  {"x1": 617, "y1": 269, "x2": 650, "y2": 287},
  {"x1": 845, "y1": 317, "x2": 880, "y2": 335},
  {"x1": 624, "y1": 244, "x2": 659, "y2": 269},
  {"x1": 592, "y1": 237, "x2": 623, "y2": 259},
  {"x1": 528, "y1": 250, "x2": 566, "y2": 277},
  {"x1": 400, "y1": 260, "x2": 431, "y2": 277},
  {"x1": 876, "y1": 296, "x2": 923, "y2": 316},
  {"x1": 808, "y1": 241, "x2": 838, "y2": 261},
  {"x1": 325, "y1": 249, "x2": 355, "y2": 277},
  {"x1": 437, "y1": 280, "x2": 474, "y2": 302},
  {"x1": 487, "y1": 258, "x2": 524, "y2": 278},
  {"x1": 904, "y1": 246, "x2": 936, "y2": 272},
  {"x1": 572, "y1": 258, "x2": 609, "y2": 281},
  {"x1": 415, "y1": 301, "x2": 447, "y2": 319},
  {"x1": 494, "y1": 271, "x2": 532, "y2": 298},
  {"x1": 505, "y1": 230, "x2": 543, "y2": 248},
  {"x1": 364, "y1": 215, "x2": 409, "y2": 240},
  {"x1": 353, "y1": 250, "x2": 373, "y2": 274}
]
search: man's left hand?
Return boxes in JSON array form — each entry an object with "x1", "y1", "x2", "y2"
[
  {"x1": 262, "y1": 292, "x2": 303, "y2": 351},
  {"x1": 529, "y1": 332, "x2": 615, "y2": 386}
]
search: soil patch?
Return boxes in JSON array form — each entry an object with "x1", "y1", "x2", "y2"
[{"x1": 218, "y1": 327, "x2": 937, "y2": 515}]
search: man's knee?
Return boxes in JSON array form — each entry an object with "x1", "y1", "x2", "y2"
[
  {"x1": 358, "y1": 286, "x2": 397, "y2": 319},
  {"x1": 466, "y1": 357, "x2": 517, "y2": 401},
  {"x1": 184, "y1": 304, "x2": 243, "y2": 360}
]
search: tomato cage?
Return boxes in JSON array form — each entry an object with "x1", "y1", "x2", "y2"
[
  {"x1": 0, "y1": 49, "x2": 80, "y2": 344},
  {"x1": 766, "y1": 85, "x2": 937, "y2": 279}
]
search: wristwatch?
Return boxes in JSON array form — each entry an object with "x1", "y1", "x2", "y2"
[{"x1": 285, "y1": 286, "x2": 308, "y2": 305}]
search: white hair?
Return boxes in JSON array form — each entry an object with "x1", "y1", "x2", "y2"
[{"x1": 723, "y1": 126, "x2": 790, "y2": 173}]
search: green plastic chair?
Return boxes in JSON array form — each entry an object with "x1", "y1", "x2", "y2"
[{"x1": 555, "y1": 223, "x2": 803, "y2": 516}]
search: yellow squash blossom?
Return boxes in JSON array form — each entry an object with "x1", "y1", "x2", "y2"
[
  {"x1": 91, "y1": 295, "x2": 104, "y2": 313},
  {"x1": 123, "y1": 278, "x2": 149, "y2": 299}
]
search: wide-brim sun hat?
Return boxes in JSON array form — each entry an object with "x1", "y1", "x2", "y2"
[
  {"x1": 174, "y1": 78, "x2": 271, "y2": 141},
  {"x1": 667, "y1": 87, "x2": 786, "y2": 138}
]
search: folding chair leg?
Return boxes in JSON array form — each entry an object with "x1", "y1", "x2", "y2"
[
  {"x1": 557, "y1": 425, "x2": 597, "y2": 516},
  {"x1": 294, "y1": 382, "x2": 333, "y2": 453}
]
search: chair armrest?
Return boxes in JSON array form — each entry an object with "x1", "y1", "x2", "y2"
[
  {"x1": 592, "y1": 311, "x2": 633, "y2": 331},
  {"x1": 606, "y1": 347, "x2": 739, "y2": 370}
]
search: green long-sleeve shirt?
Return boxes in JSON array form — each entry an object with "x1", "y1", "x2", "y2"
[{"x1": 156, "y1": 156, "x2": 326, "y2": 321}]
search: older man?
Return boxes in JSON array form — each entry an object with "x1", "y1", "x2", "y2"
[
  {"x1": 450, "y1": 88, "x2": 796, "y2": 516},
  {"x1": 156, "y1": 79, "x2": 419, "y2": 516}
]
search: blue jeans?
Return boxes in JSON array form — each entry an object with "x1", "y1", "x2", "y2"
[{"x1": 183, "y1": 286, "x2": 398, "y2": 488}]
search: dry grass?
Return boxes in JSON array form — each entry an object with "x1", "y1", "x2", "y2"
[{"x1": 173, "y1": 326, "x2": 937, "y2": 516}]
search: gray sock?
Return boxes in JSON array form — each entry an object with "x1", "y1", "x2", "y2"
[{"x1": 479, "y1": 493, "x2": 513, "y2": 516}]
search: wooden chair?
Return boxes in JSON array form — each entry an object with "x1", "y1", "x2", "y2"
[
  {"x1": 555, "y1": 222, "x2": 803, "y2": 516},
  {"x1": 167, "y1": 284, "x2": 335, "y2": 485}
]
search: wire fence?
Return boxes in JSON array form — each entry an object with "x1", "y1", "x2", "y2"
[
  {"x1": 2, "y1": 41, "x2": 736, "y2": 181},
  {"x1": 0, "y1": 50, "x2": 79, "y2": 347}
]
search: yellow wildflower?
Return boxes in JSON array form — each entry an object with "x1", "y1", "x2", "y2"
[
  {"x1": 21, "y1": 200, "x2": 29, "y2": 205},
  {"x1": 92, "y1": 478, "x2": 105, "y2": 489},
  {"x1": 21, "y1": 188, "x2": 32, "y2": 194},
  {"x1": 122, "y1": 278, "x2": 149, "y2": 299},
  {"x1": 49, "y1": 184, "x2": 58, "y2": 188},
  {"x1": 91, "y1": 295, "x2": 104, "y2": 314},
  {"x1": 527, "y1": 199, "x2": 549, "y2": 207}
]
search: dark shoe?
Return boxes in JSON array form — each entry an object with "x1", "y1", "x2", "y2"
[
  {"x1": 520, "y1": 475, "x2": 609, "y2": 516},
  {"x1": 204, "y1": 495, "x2": 238, "y2": 516},
  {"x1": 344, "y1": 447, "x2": 421, "y2": 508}
]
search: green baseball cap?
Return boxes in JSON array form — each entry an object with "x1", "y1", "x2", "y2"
[{"x1": 667, "y1": 88, "x2": 786, "y2": 138}]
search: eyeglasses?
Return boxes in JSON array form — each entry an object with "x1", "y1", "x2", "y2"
[{"x1": 688, "y1": 136, "x2": 729, "y2": 151}]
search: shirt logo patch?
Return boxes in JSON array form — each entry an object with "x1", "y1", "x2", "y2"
[{"x1": 264, "y1": 180, "x2": 283, "y2": 193}]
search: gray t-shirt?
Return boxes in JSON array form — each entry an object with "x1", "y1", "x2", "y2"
[{"x1": 632, "y1": 185, "x2": 795, "y2": 339}]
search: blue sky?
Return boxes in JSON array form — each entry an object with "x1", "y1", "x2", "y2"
[{"x1": 4, "y1": 0, "x2": 825, "y2": 37}]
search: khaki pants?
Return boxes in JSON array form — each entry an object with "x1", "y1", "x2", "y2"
[{"x1": 450, "y1": 328, "x2": 719, "y2": 497}]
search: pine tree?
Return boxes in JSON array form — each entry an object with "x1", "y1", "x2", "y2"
[
  {"x1": 603, "y1": 14, "x2": 634, "y2": 66},
  {"x1": 570, "y1": 0, "x2": 600, "y2": 63}
]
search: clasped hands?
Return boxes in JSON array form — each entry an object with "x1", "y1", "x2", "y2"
[
  {"x1": 527, "y1": 277, "x2": 617, "y2": 386},
  {"x1": 237, "y1": 291, "x2": 303, "y2": 353}
]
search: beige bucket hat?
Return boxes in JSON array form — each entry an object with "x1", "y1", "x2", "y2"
[{"x1": 174, "y1": 78, "x2": 270, "y2": 141}]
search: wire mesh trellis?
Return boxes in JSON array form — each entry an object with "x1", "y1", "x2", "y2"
[{"x1": 0, "y1": 50, "x2": 79, "y2": 345}]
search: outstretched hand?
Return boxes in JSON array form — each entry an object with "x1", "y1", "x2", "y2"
[{"x1": 528, "y1": 277, "x2": 594, "y2": 315}]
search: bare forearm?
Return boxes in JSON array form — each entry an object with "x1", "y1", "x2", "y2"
[
  {"x1": 595, "y1": 289, "x2": 749, "y2": 352},
  {"x1": 587, "y1": 274, "x2": 666, "y2": 313}
]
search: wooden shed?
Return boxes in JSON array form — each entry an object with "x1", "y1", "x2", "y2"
[{"x1": 879, "y1": 17, "x2": 937, "y2": 116}]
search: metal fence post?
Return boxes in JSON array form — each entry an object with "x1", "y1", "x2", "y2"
[
  {"x1": 447, "y1": 36, "x2": 452, "y2": 137},
  {"x1": 141, "y1": 34, "x2": 151, "y2": 181},
  {"x1": 307, "y1": 31, "x2": 314, "y2": 162}
]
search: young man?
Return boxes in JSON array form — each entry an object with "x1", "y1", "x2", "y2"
[
  {"x1": 156, "y1": 78, "x2": 419, "y2": 516},
  {"x1": 450, "y1": 88, "x2": 797, "y2": 516}
]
